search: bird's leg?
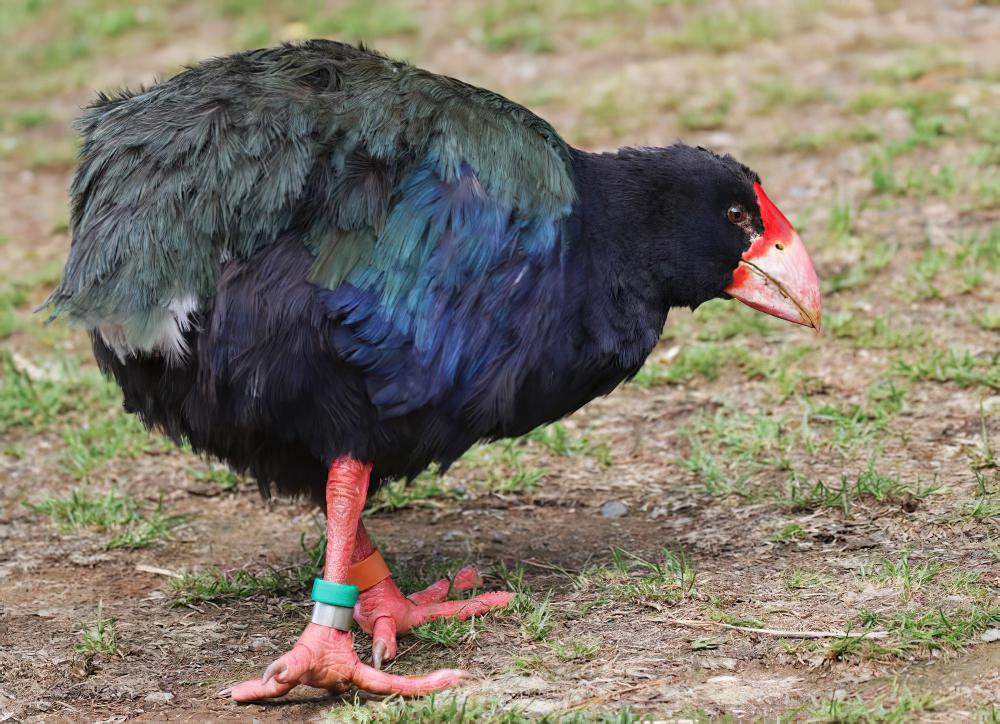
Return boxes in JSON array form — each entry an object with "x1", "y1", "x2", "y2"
[
  {"x1": 351, "y1": 521, "x2": 513, "y2": 668},
  {"x1": 229, "y1": 458, "x2": 466, "y2": 701}
]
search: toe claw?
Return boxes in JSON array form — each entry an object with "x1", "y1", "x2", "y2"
[
  {"x1": 372, "y1": 640, "x2": 387, "y2": 670},
  {"x1": 261, "y1": 658, "x2": 284, "y2": 685}
]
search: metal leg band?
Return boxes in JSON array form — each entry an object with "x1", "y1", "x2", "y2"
[{"x1": 311, "y1": 601, "x2": 355, "y2": 631}]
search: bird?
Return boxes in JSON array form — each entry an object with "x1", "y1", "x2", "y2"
[{"x1": 46, "y1": 40, "x2": 821, "y2": 701}]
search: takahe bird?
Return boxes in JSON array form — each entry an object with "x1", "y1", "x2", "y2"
[{"x1": 47, "y1": 40, "x2": 821, "y2": 700}]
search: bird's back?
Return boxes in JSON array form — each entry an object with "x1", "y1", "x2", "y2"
[{"x1": 49, "y1": 41, "x2": 571, "y2": 353}]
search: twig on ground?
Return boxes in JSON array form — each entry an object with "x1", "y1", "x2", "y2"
[
  {"x1": 523, "y1": 558, "x2": 578, "y2": 576},
  {"x1": 135, "y1": 564, "x2": 181, "y2": 578},
  {"x1": 653, "y1": 617, "x2": 890, "y2": 639},
  {"x1": 562, "y1": 676, "x2": 677, "y2": 713}
]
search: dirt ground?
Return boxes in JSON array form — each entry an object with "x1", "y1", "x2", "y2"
[{"x1": 1, "y1": 0, "x2": 998, "y2": 721}]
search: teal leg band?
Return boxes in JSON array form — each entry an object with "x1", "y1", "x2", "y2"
[{"x1": 311, "y1": 578, "x2": 359, "y2": 607}]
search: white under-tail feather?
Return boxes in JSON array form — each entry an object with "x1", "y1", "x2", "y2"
[{"x1": 98, "y1": 293, "x2": 199, "y2": 365}]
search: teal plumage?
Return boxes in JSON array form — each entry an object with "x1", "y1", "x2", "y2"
[{"x1": 47, "y1": 40, "x2": 575, "y2": 358}]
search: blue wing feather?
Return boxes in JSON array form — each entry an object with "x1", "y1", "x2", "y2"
[{"x1": 321, "y1": 159, "x2": 567, "y2": 420}]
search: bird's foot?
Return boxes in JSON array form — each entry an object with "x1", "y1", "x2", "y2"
[
  {"x1": 356, "y1": 566, "x2": 513, "y2": 668},
  {"x1": 227, "y1": 624, "x2": 466, "y2": 701}
]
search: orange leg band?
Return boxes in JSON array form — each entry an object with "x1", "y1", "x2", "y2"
[{"x1": 347, "y1": 549, "x2": 392, "y2": 591}]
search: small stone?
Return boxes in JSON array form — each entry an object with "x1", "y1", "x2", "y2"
[
  {"x1": 248, "y1": 635, "x2": 270, "y2": 651},
  {"x1": 981, "y1": 628, "x2": 1000, "y2": 643},
  {"x1": 700, "y1": 656, "x2": 737, "y2": 671},
  {"x1": 600, "y1": 500, "x2": 628, "y2": 518},
  {"x1": 144, "y1": 692, "x2": 174, "y2": 704}
]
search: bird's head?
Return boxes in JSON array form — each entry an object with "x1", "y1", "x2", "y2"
[{"x1": 594, "y1": 145, "x2": 821, "y2": 331}]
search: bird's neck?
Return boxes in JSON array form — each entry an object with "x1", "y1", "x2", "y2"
[{"x1": 563, "y1": 148, "x2": 670, "y2": 367}]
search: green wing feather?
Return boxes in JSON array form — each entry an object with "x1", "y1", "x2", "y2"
[{"x1": 47, "y1": 40, "x2": 576, "y2": 355}]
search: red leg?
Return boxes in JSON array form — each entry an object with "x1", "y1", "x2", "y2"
[
  {"x1": 228, "y1": 458, "x2": 468, "y2": 701},
  {"x1": 352, "y1": 520, "x2": 513, "y2": 668}
]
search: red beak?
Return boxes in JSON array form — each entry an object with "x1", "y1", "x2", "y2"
[{"x1": 724, "y1": 182, "x2": 822, "y2": 331}]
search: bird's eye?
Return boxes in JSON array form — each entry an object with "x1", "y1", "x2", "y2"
[{"x1": 727, "y1": 204, "x2": 747, "y2": 224}]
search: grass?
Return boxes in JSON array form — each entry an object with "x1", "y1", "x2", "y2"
[
  {"x1": 309, "y1": 0, "x2": 416, "y2": 39},
  {"x1": 831, "y1": 605, "x2": 1000, "y2": 660},
  {"x1": 960, "y1": 495, "x2": 1000, "y2": 522},
  {"x1": 366, "y1": 472, "x2": 461, "y2": 515},
  {"x1": 895, "y1": 349, "x2": 1000, "y2": 391},
  {"x1": 491, "y1": 562, "x2": 561, "y2": 643},
  {"x1": 905, "y1": 227, "x2": 1000, "y2": 299},
  {"x1": 827, "y1": 193, "x2": 855, "y2": 244},
  {"x1": 459, "y1": 423, "x2": 610, "y2": 496},
  {"x1": 705, "y1": 599, "x2": 764, "y2": 628},
  {"x1": 824, "y1": 240, "x2": 894, "y2": 294},
  {"x1": 659, "y1": 8, "x2": 780, "y2": 53},
  {"x1": 412, "y1": 616, "x2": 480, "y2": 647},
  {"x1": 169, "y1": 533, "x2": 325, "y2": 604},
  {"x1": 0, "y1": 353, "x2": 119, "y2": 434},
  {"x1": 581, "y1": 547, "x2": 696, "y2": 604},
  {"x1": 521, "y1": 592, "x2": 553, "y2": 640},
  {"x1": 330, "y1": 693, "x2": 530, "y2": 723},
  {"x1": 24, "y1": 487, "x2": 185, "y2": 550},
  {"x1": 679, "y1": 409, "x2": 792, "y2": 498},
  {"x1": 973, "y1": 308, "x2": 1000, "y2": 332},
  {"x1": 772, "y1": 523, "x2": 806, "y2": 543},
  {"x1": 685, "y1": 297, "x2": 779, "y2": 342},
  {"x1": 963, "y1": 449, "x2": 999, "y2": 519},
  {"x1": 825, "y1": 312, "x2": 927, "y2": 350},
  {"x1": 787, "y1": 123, "x2": 882, "y2": 154},
  {"x1": 802, "y1": 687, "x2": 943, "y2": 723},
  {"x1": 546, "y1": 638, "x2": 601, "y2": 661},
  {"x1": 478, "y1": 0, "x2": 555, "y2": 53},
  {"x1": 188, "y1": 463, "x2": 244, "y2": 491},
  {"x1": 4, "y1": 106, "x2": 55, "y2": 129},
  {"x1": 857, "y1": 551, "x2": 942, "y2": 599},
  {"x1": 948, "y1": 571, "x2": 991, "y2": 598},
  {"x1": 803, "y1": 385, "x2": 905, "y2": 453},
  {"x1": 867, "y1": 45, "x2": 963, "y2": 83},
  {"x1": 61, "y1": 413, "x2": 156, "y2": 479},
  {"x1": 170, "y1": 564, "x2": 313, "y2": 605},
  {"x1": 0, "y1": 0, "x2": 170, "y2": 101},
  {"x1": 677, "y1": 381, "x2": 911, "y2": 501},
  {"x1": 751, "y1": 78, "x2": 830, "y2": 114},
  {"x1": 76, "y1": 602, "x2": 119, "y2": 656},
  {"x1": 460, "y1": 440, "x2": 548, "y2": 494},
  {"x1": 522, "y1": 421, "x2": 609, "y2": 464},
  {"x1": 493, "y1": 465, "x2": 547, "y2": 493},
  {"x1": 786, "y1": 463, "x2": 942, "y2": 514},
  {"x1": 785, "y1": 569, "x2": 832, "y2": 591},
  {"x1": 678, "y1": 90, "x2": 733, "y2": 131},
  {"x1": 631, "y1": 343, "x2": 757, "y2": 388}
]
